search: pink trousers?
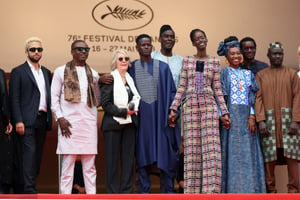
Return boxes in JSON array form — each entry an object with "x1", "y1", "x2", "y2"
[{"x1": 60, "y1": 154, "x2": 96, "y2": 194}]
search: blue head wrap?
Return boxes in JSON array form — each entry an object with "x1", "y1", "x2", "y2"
[{"x1": 217, "y1": 39, "x2": 240, "y2": 57}]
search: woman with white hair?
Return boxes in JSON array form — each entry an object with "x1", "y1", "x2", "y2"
[{"x1": 101, "y1": 49, "x2": 140, "y2": 193}]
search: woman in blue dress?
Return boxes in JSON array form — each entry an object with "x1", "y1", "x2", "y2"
[{"x1": 217, "y1": 36, "x2": 266, "y2": 193}]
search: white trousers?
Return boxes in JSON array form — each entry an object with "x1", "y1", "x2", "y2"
[{"x1": 60, "y1": 154, "x2": 96, "y2": 194}]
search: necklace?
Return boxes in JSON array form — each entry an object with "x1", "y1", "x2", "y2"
[{"x1": 229, "y1": 68, "x2": 243, "y2": 90}]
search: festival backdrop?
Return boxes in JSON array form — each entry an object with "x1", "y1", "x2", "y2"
[{"x1": 1, "y1": 0, "x2": 300, "y2": 72}]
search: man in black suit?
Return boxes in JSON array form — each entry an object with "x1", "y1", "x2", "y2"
[
  {"x1": 9, "y1": 37, "x2": 52, "y2": 194},
  {"x1": 0, "y1": 68, "x2": 13, "y2": 194}
]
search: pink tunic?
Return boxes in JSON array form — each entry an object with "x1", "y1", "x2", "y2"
[{"x1": 51, "y1": 65, "x2": 99, "y2": 154}]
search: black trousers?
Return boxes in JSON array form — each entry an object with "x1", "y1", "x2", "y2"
[
  {"x1": 103, "y1": 123, "x2": 136, "y2": 193},
  {"x1": 0, "y1": 131, "x2": 13, "y2": 194},
  {"x1": 18, "y1": 112, "x2": 47, "y2": 194}
]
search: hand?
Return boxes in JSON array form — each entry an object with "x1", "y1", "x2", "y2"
[
  {"x1": 287, "y1": 121, "x2": 299, "y2": 136},
  {"x1": 16, "y1": 122, "x2": 25, "y2": 135},
  {"x1": 259, "y1": 121, "x2": 270, "y2": 136},
  {"x1": 58, "y1": 117, "x2": 72, "y2": 138},
  {"x1": 127, "y1": 109, "x2": 137, "y2": 115},
  {"x1": 220, "y1": 114, "x2": 231, "y2": 129},
  {"x1": 99, "y1": 73, "x2": 113, "y2": 85},
  {"x1": 179, "y1": 180, "x2": 184, "y2": 189},
  {"x1": 247, "y1": 116, "x2": 257, "y2": 135},
  {"x1": 5, "y1": 122, "x2": 13, "y2": 134},
  {"x1": 168, "y1": 109, "x2": 178, "y2": 127}
]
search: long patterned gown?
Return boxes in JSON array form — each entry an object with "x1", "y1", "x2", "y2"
[
  {"x1": 220, "y1": 67, "x2": 266, "y2": 193},
  {"x1": 170, "y1": 56, "x2": 228, "y2": 193}
]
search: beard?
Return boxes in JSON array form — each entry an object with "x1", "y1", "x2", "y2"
[{"x1": 28, "y1": 55, "x2": 41, "y2": 63}]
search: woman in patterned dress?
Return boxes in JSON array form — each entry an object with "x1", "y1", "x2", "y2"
[
  {"x1": 217, "y1": 36, "x2": 266, "y2": 193},
  {"x1": 168, "y1": 29, "x2": 230, "y2": 193}
]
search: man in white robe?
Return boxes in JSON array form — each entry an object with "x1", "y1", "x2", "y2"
[{"x1": 51, "y1": 40, "x2": 100, "y2": 194}]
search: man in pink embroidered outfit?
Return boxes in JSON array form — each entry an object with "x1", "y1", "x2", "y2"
[{"x1": 51, "y1": 40, "x2": 100, "y2": 194}]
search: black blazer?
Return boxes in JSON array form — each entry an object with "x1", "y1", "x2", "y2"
[
  {"x1": 0, "y1": 69, "x2": 10, "y2": 130},
  {"x1": 9, "y1": 61, "x2": 52, "y2": 130},
  {"x1": 101, "y1": 82, "x2": 138, "y2": 131}
]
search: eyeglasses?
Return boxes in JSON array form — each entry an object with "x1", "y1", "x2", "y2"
[
  {"x1": 243, "y1": 46, "x2": 256, "y2": 51},
  {"x1": 28, "y1": 47, "x2": 43, "y2": 52},
  {"x1": 118, "y1": 57, "x2": 130, "y2": 62},
  {"x1": 72, "y1": 47, "x2": 91, "y2": 52}
]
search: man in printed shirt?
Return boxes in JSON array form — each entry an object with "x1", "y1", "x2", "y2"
[{"x1": 240, "y1": 37, "x2": 268, "y2": 75}]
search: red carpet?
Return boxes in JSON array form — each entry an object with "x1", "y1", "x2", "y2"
[{"x1": 0, "y1": 194, "x2": 300, "y2": 200}]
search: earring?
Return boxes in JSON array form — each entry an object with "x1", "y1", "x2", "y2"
[
  {"x1": 240, "y1": 57, "x2": 244, "y2": 64},
  {"x1": 225, "y1": 58, "x2": 229, "y2": 65}
]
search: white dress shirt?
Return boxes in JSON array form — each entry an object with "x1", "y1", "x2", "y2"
[{"x1": 28, "y1": 60, "x2": 47, "y2": 112}]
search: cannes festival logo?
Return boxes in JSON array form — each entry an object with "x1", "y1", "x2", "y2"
[{"x1": 92, "y1": 0, "x2": 154, "y2": 31}]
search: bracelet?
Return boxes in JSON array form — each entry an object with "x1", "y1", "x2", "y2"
[{"x1": 249, "y1": 115, "x2": 256, "y2": 120}]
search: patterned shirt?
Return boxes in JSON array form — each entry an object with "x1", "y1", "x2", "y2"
[{"x1": 229, "y1": 67, "x2": 254, "y2": 114}]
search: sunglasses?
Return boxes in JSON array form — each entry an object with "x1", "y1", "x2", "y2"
[
  {"x1": 73, "y1": 47, "x2": 91, "y2": 52},
  {"x1": 28, "y1": 47, "x2": 43, "y2": 52},
  {"x1": 118, "y1": 57, "x2": 130, "y2": 62}
]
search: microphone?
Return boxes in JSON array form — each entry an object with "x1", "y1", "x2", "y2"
[{"x1": 128, "y1": 102, "x2": 135, "y2": 111}]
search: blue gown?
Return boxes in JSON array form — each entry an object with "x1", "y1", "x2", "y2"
[
  {"x1": 220, "y1": 67, "x2": 266, "y2": 193},
  {"x1": 128, "y1": 59, "x2": 181, "y2": 178}
]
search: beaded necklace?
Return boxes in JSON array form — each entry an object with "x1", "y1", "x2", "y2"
[{"x1": 229, "y1": 67, "x2": 243, "y2": 90}]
